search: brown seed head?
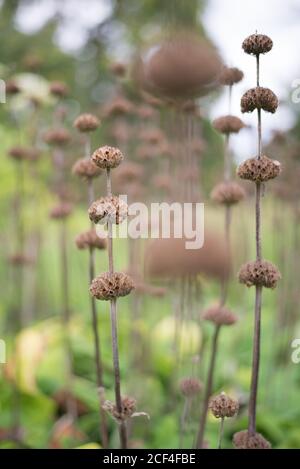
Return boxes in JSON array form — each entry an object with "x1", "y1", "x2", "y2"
[
  {"x1": 237, "y1": 155, "x2": 281, "y2": 182},
  {"x1": 44, "y1": 128, "x2": 71, "y2": 146},
  {"x1": 72, "y1": 158, "x2": 102, "y2": 179},
  {"x1": 211, "y1": 182, "x2": 246, "y2": 205},
  {"x1": 92, "y1": 145, "x2": 124, "y2": 170},
  {"x1": 90, "y1": 272, "x2": 135, "y2": 300},
  {"x1": 139, "y1": 128, "x2": 165, "y2": 145},
  {"x1": 73, "y1": 113, "x2": 100, "y2": 132},
  {"x1": 114, "y1": 162, "x2": 144, "y2": 184},
  {"x1": 152, "y1": 174, "x2": 172, "y2": 192},
  {"x1": 233, "y1": 430, "x2": 271, "y2": 449},
  {"x1": 8, "y1": 253, "x2": 33, "y2": 266},
  {"x1": 219, "y1": 66, "x2": 244, "y2": 86},
  {"x1": 88, "y1": 196, "x2": 128, "y2": 225},
  {"x1": 6, "y1": 80, "x2": 20, "y2": 95},
  {"x1": 179, "y1": 377, "x2": 203, "y2": 397},
  {"x1": 238, "y1": 259, "x2": 281, "y2": 289},
  {"x1": 241, "y1": 87, "x2": 278, "y2": 114},
  {"x1": 49, "y1": 202, "x2": 73, "y2": 220},
  {"x1": 75, "y1": 229, "x2": 106, "y2": 250},
  {"x1": 213, "y1": 115, "x2": 245, "y2": 134},
  {"x1": 209, "y1": 392, "x2": 239, "y2": 418},
  {"x1": 103, "y1": 396, "x2": 136, "y2": 423},
  {"x1": 103, "y1": 96, "x2": 134, "y2": 117},
  {"x1": 109, "y1": 62, "x2": 127, "y2": 78},
  {"x1": 50, "y1": 81, "x2": 69, "y2": 98},
  {"x1": 8, "y1": 146, "x2": 29, "y2": 161},
  {"x1": 242, "y1": 34, "x2": 273, "y2": 55},
  {"x1": 203, "y1": 305, "x2": 238, "y2": 326}
]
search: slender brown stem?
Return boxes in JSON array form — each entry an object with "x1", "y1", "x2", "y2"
[
  {"x1": 179, "y1": 397, "x2": 190, "y2": 449},
  {"x1": 217, "y1": 417, "x2": 225, "y2": 449},
  {"x1": 196, "y1": 324, "x2": 221, "y2": 448},
  {"x1": 106, "y1": 168, "x2": 127, "y2": 449}
]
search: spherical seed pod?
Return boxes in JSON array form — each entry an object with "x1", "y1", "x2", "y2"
[
  {"x1": 49, "y1": 81, "x2": 69, "y2": 98},
  {"x1": 179, "y1": 377, "x2": 203, "y2": 397},
  {"x1": 237, "y1": 155, "x2": 281, "y2": 182},
  {"x1": 103, "y1": 396, "x2": 136, "y2": 423},
  {"x1": 72, "y1": 158, "x2": 102, "y2": 179},
  {"x1": 75, "y1": 229, "x2": 106, "y2": 250},
  {"x1": 238, "y1": 259, "x2": 281, "y2": 289},
  {"x1": 241, "y1": 87, "x2": 278, "y2": 114},
  {"x1": 219, "y1": 66, "x2": 244, "y2": 86},
  {"x1": 91, "y1": 146, "x2": 124, "y2": 170},
  {"x1": 233, "y1": 430, "x2": 271, "y2": 449},
  {"x1": 203, "y1": 305, "x2": 238, "y2": 326},
  {"x1": 242, "y1": 34, "x2": 273, "y2": 55},
  {"x1": 213, "y1": 115, "x2": 245, "y2": 134},
  {"x1": 49, "y1": 202, "x2": 73, "y2": 220},
  {"x1": 209, "y1": 392, "x2": 239, "y2": 418},
  {"x1": 73, "y1": 113, "x2": 100, "y2": 132},
  {"x1": 102, "y1": 96, "x2": 134, "y2": 117},
  {"x1": 90, "y1": 272, "x2": 135, "y2": 300},
  {"x1": 211, "y1": 182, "x2": 246, "y2": 205},
  {"x1": 8, "y1": 146, "x2": 29, "y2": 161},
  {"x1": 6, "y1": 80, "x2": 20, "y2": 95},
  {"x1": 44, "y1": 128, "x2": 71, "y2": 147},
  {"x1": 88, "y1": 196, "x2": 128, "y2": 225}
]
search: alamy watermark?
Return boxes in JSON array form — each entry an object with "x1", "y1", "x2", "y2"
[
  {"x1": 291, "y1": 338, "x2": 300, "y2": 364},
  {"x1": 0, "y1": 339, "x2": 6, "y2": 364}
]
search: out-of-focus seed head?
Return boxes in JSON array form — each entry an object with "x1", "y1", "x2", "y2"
[
  {"x1": 219, "y1": 66, "x2": 244, "y2": 86},
  {"x1": 209, "y1": 392, "x2": 239, "y2": 418},
  {"x1": 49, "y1": 202, "x2": 73, "y2": 220},
  {"x1": 242, "y1": 34, "x2": 273, "y2": 55},
  {"x1": 179, "y1": 377, "x2": 203, "y2": 397},
  {"x1": 114, "y1": 162, "x2": 144, "y2": 184},
  {"x1": 237, "y1": 155, "x2": 281, "y2": 182},
  {"x1": 102, "y1": 96, "x2": 134, "y2": 117},
  {"x1": 203, "y1": 305, "x2": 238, "y2": 326},
  {"x1": 49, "y1": 81, "x2": 69, "y2": 98},
  {"x1": 213, "y1": 115, "x2": 245, "y2": 134},
  {"x1": 241, "y1": 87, "x2": 278, "y2": 114},
  {"x1": 103, "y1": 396, "x2": 136, "y2": 423},
  {"x1": 233, "y1": 430, "x2": 271, "y2": 449},
  {"x1": 73, "y1": 113, "x2": 100, "y2": 132},
  {"x1": 238, "y1": 259, "x2": 281, "y2": 289},
  {"x1": 92, "y1": 145, "x2": 124, "y2": 170},
  {"x1": 109, "y1": 62, "x2": 127, "y2": 78},
  {"x1": 44, "y1": 128, "x2": 71, "y2": 147},
  {"x1": 88, "y1": 196, "x2": 128, "y2": 225},
  {"x1": 75, "y1": 229, "x2": 106, "y2": 250},
  {"x1": 72, "y1": 158, "x2": 102, "y2": 180},
  {"x1": 90, "y1": 272, "x2": 135, "y2": 300},
  {"x1": 8, "y1": 146, "x2": 29, "y2": 161},
  {"x1": 8, "y1": 253, "x2": 34, "y2": 266},
  {"x1": 6, "y1": 80, "x2": 21, "y2": 95},
  {"x1": 211, "y1": 182, "x2": 246, "y2": 205}
]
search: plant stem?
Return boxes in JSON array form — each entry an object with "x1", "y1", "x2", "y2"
[
  {"x1": 179, "y1": 397, "x2": 190, "y2": 448},
  {"x1": 217, "y1": 417, "x2": 225, "y2": 449},
  {"x1": 196, "y1": 324, "x2": 221, "y2": 448},
  {"x1": 106, "y1": 168, "x2": 127, "y2": 449}
]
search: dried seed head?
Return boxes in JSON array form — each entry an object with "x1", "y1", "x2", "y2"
[
  {"x1": 152, "y1": 174, "x2": 172, "y2": 192},
  {"x1": 49, "y1": 202, "x2": 73, "y2": 220},
  {"x1": 241, "y1": 87, "x2": 278, "y2": 114},
  {"x1": 8, "y1": 146, "x2": 29, "y2": 161},
  {"x1": 237, "y1": 155, "x2": 281, "y2": 182},
  {"x1": 179, "y1": 377, "x2": 203, "y2": 397},
  {"x1": 219, "y1": 66, "x2": 244, "y2": 86},
  {"x1": 139, "y1": 128, "x2": 165, "y2": 145},
  {"x1": 242, "y1": 34, "x2": 273, "y2": 55},
  {"x1": 233, "y1": 430, "x2": 271, "y2": 449},
  {"x1": 136, "y1": 144, "x2": 157, "y2": 160},
  {"x1": 6, "y1": 80, "x2": 20, "y2": 95},
  {"x1": 213, "y1": 115, "x2": 245, "y2": 134},
  {"x1": 209, "y1": 392, "x2": 239, "y2": 418},
  {"x1": 110, "y1": 121, "x2": 131, "y2": 143},
  {"x1": 136, "y1": 105, "x2": 157, "y2": 120},
  {"x1": 203, "y1": 305, "x2": 238, "y2": 326},
  {"x1": 49, "y1": 81, "x2": 69, "y2": 98},
  {"x1": 75, "y1": 229, "x2": 106, "y2": 250},
  {"x1": 8, "y1": 253, "x2": 33, "y2": 266},
  {"x1": 72, "y1": 158, "x2": 102, "y2": 179},
  {"x1": 103, "y1": 396, "x2": 136, "y2": 423},
  {"x1": 103, "y1": 96, "x2": 134, "y2": 117},
  {"x1": 88, "y1": 196, "x2": 128, "y2": 225},
  {"x1": 90, "y1": 272, "x2": 134, "y2": 300},
  {"x1": 109, "y1": 62, "x2": 127, "y2": 78},
  {"x1": 238, "y1": 259, "x2": 281, "y2": 289},
  {"x1": 91, "y1": 145, "x2": 124, "y2": 170},
  {"x1": 44, "y1": 128, "x2": 71, "y2": 146},
  {"x1": 73, "y1": 113, "x2": 100, "y2": 132},
  {"x1": 211, "y1": 182, "x2": 246, "y2": 205},
  {"x1": 114, "y1": 162, "x2": 144, "y2": 184}
]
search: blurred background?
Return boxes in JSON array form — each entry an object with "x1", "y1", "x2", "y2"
[{"x1": 0, "y1": 0, "x2": 300, "y2": 449}]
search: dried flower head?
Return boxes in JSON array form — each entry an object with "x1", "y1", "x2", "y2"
[
  {"x1": 241, "y1": 87, "x2": 278, "y2": 114},
  {"x1": 237, "y1": 155, "x2": 281, "y2": 182},
  {"x1": 139, "y1": 128, "x2": 165, "y2": 145},
  {"x1": 90, "y1": 272, "x2": 134, "y2": 300},
  {"x1": 103, "y1": 96, "x2": 134, "y2": 117},
  {"x1": 103, "y1": 396, "x2": 136, "y2": 423},
  {"x1": 233, "y1": 430, "x2": 271, "y2": 449},
  {"x1": 50, "y1": 81, "x2": 69, "y2": 98},
  {"x1": 91, "y1": 145, "x2": 124, "y2": 170},
  {"x1": 8, "y1": 253, "x2": 33, "y2": 266},
  {"x1": 44, "y1": 128, "x2": 71, "y2": 146},
  {"x1": 88, "y1": 196, "x2": 128, "y2": 225},
  {"x1": 75, "y1": 229, "x2": 106, "y2": 250},
  {"x1": 73, "y1": 113, "x2": 100, "y2": 132},
  {"x1": 136, "y1": 144, "x2": 157, "y2": 160},
  {"x1": 242, "y1": 34, "x2": 273, "y2": 55},
  {"x1": 72, "y1": 157, "x2": 102, "y2": 179},
  {"x1": 238, "y1": 259, "x2": 281, "y2": 289},
  {"x1": 203, "y1": 305, "x2": 238, "y2": 326},
  {"x1": 152, "y1": 174, "x2": 172, "y2": 192},
  {"x1": 109, "y1": 62, "x2": 127, "y2": 78},
  {"x1": 211, "y1": 182, "x2": 246, "y2": 205},
  {"x1": 179, "y1": 377, "x2": 203, "y2": 397},
  {"x1": 49, "y1": 202, "x2": 73, "y2": 220},
  {"x1": 209, "y1": 392, "x2": 239, "y2": 418},
  {"x1": 8, "y1": 146, "x2": 29, "y2": 161},
  {"x1": 213, "y1": 115, "x2": 245, "y2": 134},
  {"x1": 136, "y1": 105, "x2": 157, "y2": 120},
  {"x1": 219, "y1": 66, "x2": 244, "y2": 86},
  {"x1": 6, "y1": 80, "x2": 20, "y2": 95},
  {"x1": 114, "y1": 162, "x2": 144, "y2": 184}
]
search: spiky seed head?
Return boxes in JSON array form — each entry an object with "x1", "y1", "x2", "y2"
[{"x1": 90, "y1": 272, "x2": 135, "y2": 300}]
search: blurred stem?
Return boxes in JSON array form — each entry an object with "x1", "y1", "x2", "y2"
[
  {"x1": 179, "y1": 396, "x2": 190, "y2": 448},
  {"x1": 218, "y1": 417, "x2": 225, "y2": 449},
  {"x1": 196, "y1": 324, "x2": 221, "y2": 448},
  {"x1": 106, "y1": 168, "x2": 128, "y2": 449}
]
